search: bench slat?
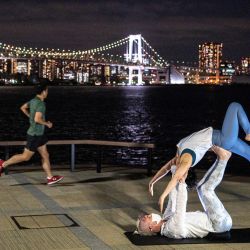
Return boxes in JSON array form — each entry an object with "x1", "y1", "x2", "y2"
[{"x1": 0, "y1": 140, "x2": 155, "y2": 148}]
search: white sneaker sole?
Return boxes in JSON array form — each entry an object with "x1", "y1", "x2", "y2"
[{"x1": 47, "y1": 176, "x2": 64, "y2": 185}]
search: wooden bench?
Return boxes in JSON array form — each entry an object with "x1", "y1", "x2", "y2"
[{"x1": 0, "y1": 140, "x2": 155, "y2": 175}]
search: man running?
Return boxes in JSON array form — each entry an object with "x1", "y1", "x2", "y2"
[{"x1": 0, "y1": 83, "x2": 63, "y2": 185}]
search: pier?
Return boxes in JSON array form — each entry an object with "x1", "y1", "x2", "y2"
[{"x1": 0, "y1": 165, "x2": 249, "y2": 249}]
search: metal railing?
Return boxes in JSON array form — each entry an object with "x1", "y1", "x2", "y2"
[{"x1": 0, "y1": 140, "x2": 155, "y2": 175}]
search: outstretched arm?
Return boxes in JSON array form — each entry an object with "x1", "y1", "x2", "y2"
[
  {"x1": 149, "y1": 156, "x2": 177, "y2": 196},
  {"x1": 163, "y1": 182, "x2": 177, "y2": 219},
  {"x1": 159, "y1": 153, "x2": 192, "y2": 213},
  {"x1": 161, "y1": 182, "x2": 188, "y2": 238}
]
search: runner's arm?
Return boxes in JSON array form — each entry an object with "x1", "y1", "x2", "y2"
[
  {"x1": 20, "y1": 103, "x2": 30, "y2": 118},
  {"x1": 34, "y1": 112, "x2": 52, "y2": 128}
]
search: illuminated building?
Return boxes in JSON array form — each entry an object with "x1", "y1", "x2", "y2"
[
  {"x1": 176, "y1": 65, "x2": 199, "y2": 84},
  {"x1": 198, "y1": 42, "x2": 223, "y2": 84},
  {"x1": 220, "y1": 62, "x2": 235, "y2": 76},
  {"x1": 0, "y1": 59, "x2": 8, "y2": 73},
  {"x1": 241, "y1": 57, "x2": 250, "y2": 75},
  {"x1": 42, "y1": 59, "x2": 57, "y2": 80},
  {"x1": 77, "y1": 72, "x2": 89, "y2": 83},
  {"x1": 17, "y1": 61, "x2": 28, "y2": 74},
  {"x1": 8, "y1": 59, "x2": 17, "y2": 74},
  {"x1": 199, "y1": 42, "x2": 223, "y2": 74},
  {"x1": 63, "y1": 71, "x2": 75, "y2": 80},
  {"x1": 29, "y1": 59, "x2": 43, "y2": 78}
]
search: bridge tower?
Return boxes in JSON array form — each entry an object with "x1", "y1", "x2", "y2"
[
  {"x1": 125, "y1": 34, "x2": 143, "y2": 85},
  {"x1": 128, "y1": 66, "x2": 143, "y2": 86},
  {"x1": 125, "y1": 34, "x2": 143, "y2": 64}
]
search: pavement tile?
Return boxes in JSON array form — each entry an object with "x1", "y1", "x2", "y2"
[{"x1": 0, "y1": 166, "x2": 249, "y2": 250}]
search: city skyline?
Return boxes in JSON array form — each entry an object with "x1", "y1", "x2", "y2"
[{"x1": 0, "y1": 0, "x2": 249, "y2": 63}]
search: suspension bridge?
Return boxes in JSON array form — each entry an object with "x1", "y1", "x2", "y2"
[{"x1": 0, "y1": 34, "x2": 184, "y2": 85}]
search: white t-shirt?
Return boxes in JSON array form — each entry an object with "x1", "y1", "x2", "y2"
[
  {"x1": 161, "y1": 183, "x2": 214, "y2": 239},
  {"x1": 176, "y1": 127, "x2": 213, "y2": 167}
]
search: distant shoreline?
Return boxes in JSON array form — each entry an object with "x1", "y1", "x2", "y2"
[{"x1": 0, "y1": 83, "x2": 250, "y2": 89}]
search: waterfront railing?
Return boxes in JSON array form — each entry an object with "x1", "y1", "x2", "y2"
[{"x1": 0, "y1": 140, "x2": 155, "y2": 175}]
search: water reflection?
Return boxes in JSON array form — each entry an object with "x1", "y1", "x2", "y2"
[{"x1": 0, "y1": 85, "x2": 249, "y2": 172}]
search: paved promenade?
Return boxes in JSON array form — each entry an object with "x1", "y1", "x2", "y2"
[{"x1": 0, "y1": 165, "x2": 250, "y2": 250}]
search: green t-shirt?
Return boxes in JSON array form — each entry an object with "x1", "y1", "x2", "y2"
[{"x1": 27, "y1": 96, "x2": 46, "y2": 136}]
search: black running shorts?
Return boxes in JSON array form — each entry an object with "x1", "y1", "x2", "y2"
[{"x1": 25, "y1": 134, "x2": 48, "y2": 152}]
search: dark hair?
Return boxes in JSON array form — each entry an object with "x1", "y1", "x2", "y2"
[
  {"x1": 185, "y1": 168, "x2": 197, "y2": 190},
  {"x1": 35, "y1": 83, "x2": 48, "y2": 95}
]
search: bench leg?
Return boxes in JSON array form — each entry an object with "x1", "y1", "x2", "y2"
[
  {"x1": 71, "y1": 144, "x2": 75, "y2": 171},
  {"x1": 5, "y1": 147, "x2": 9, "y2": 160}
]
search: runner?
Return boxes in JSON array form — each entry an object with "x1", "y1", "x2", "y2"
[{"x1": 0, "y1": 83, "x2": 63, "y2": 185}]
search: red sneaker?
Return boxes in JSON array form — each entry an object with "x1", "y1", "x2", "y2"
[
  {"x1": 0, "y1": 159, "x2": 5, "y2": 176},
  {"x1": 47, "y1": 175, "x2": 64, "y2": 185}
]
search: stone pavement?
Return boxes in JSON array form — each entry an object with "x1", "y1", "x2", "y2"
[{"x1": 0, "y1": 165, "x2": 250, "y2": 250}]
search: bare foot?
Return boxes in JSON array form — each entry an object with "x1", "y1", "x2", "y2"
[
  {"x1": 245, "y1": 134, "x2": 250, "y2": 141},
  {"x1": 211, "y1": 145, "x2": 232, "y2": 161}
]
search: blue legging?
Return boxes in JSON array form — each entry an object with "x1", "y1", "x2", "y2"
[{"x1": 212, "y1": 102, "x2": 250, "y2": 161}]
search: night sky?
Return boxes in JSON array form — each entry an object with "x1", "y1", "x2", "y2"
[{"x1": 0, "y1": 0, "x2": 249, "y2": 63}]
